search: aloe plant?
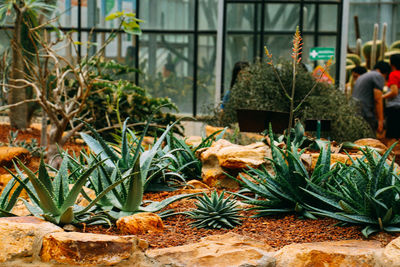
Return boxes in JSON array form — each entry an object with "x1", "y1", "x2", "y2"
[
  {"x1": 0, "y1": 175, "x2": 28, "y2": 217},
  {"x1": 8, "y1": 155, "x2": 123, "y2": 225},
  {"x1": 235, "y1": 128, "x2": 334, "y2": 219},
  {"x1": 186, "y1": 190, "x2": 242, "y2": 229},
  {"x1": 154, "y1": 128, "x2": 226, "y2": 183},
  {"x1": 72, "y1": 152, "x2": 197, "y2": 220},
  {"x1": 81, "y1": 117, "x2": 183, "y2": 192},
  {"x1": 303, "y1": 144, "x2": 400, "y2": 237}
]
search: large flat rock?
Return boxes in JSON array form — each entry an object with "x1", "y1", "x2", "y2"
[
  {"x1": 41, "y1": 232, "x2": 151, "y2": 266},
  {"x1": 274, "y1": 240, "x2": 383, "y2": 267},
  {"x1": 0, "y1": 216, "x2": 63, "y2": 262},
  {"x1": 146, "y1": 232, "x2": 275, "y2": 267}
]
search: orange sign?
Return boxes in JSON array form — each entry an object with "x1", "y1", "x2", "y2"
[{"x1": 312, "y1": 65, "x2": 334, "y2": 84}]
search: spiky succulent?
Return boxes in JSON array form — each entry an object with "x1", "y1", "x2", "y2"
[{"x1": 186, "y1": 191, "x2": 242, "y2": 229}]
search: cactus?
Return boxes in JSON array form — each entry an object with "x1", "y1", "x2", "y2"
[
  {"x1": 362, "y1": 40, "x2": 387, "y2": 69},
  {"x1": 347, "y1": 53, "x2": 361, "y2": 66},
  {"x1": 390, "y1": 40, "x2": 400, "y2": 51}
]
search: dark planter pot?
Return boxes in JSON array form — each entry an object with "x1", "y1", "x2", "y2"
[{"x1": 236, "y1": 109, "x2": 290, "y2": 133}]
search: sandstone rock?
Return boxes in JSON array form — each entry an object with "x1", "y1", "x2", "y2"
[
  {"x1": 11, "y1": 199, "x2": 31, "y2": 216},
  {"x1": 197, "y1": 139, "x2": 270, "y2": 189},
  {"x1": 117, "y1": 212, "x2": 164, "y2": 235},
  {"x1": 146, "y1": 232, "x2": 275, "y2": 267},
  {"x1": 218, "y1": 142, "x2": 269, "y2": 169},
  {"x1": 205, "y1": 125, "x2": 264, "y2": 144},
  {"x1": 275, "y1": 240, "x2": 382, "y2": 267},
  {"x1": 41, "y1": 232, "x2": 149, "y2": 266},
  {"x1": 301, "y1": 153, "x2": 363, "y2": 171},
  {"x1": 185, "y1": 180, "x2": 210, "y2": 189},
  {"x1": 0, "y1": 147, "x2": 30, "y2": 167},
  {"x1": 205, "y1": 125, "x2": 227, "y2": 138},
  {"x1": 354, "y1": 138, "x2": 387, "y2": 152},
  {"x1": 73, "y1": 186, "x2": 96, "y2": 207},
  {"x1": 378, "y1": 236, "x2": 400, "y2": 267},
  {"x1": 0, "y1": 216, "x2": 63, "y2": 262},
  {"x1": 185, "y1": 136, "x2": 203, "y2": 148}
]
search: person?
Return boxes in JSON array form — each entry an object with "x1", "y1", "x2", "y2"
[
  {"x1": 352, "y1": 61, "x2": 391, "y2": 133},
  {"x1": 352, "y1": 66, "x2": 368, "y2": 81},
  {"x1": 163, "y1": 54, "x2": 176, "y2": 78},
  {"x1": 221, "y1": 61, "x2": 249, "y2": 109},
  {"x1": 346, "y1": 66, "x2": 367, "y2": 96},
  {"x1": 383, "y1": 54, "x2": 400, "y2": 138}
]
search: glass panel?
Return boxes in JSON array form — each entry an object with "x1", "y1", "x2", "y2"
[
  {"x1": 394, "y1": 4, "x2": 400, "y2": 42},
  {"x1": 348, "y1": 3, "x2": 379, "y2": 47},
  {"x1": 140, "y1": 0, "x2": 194, "y2": 30},
  {"x1": 224, "y1": 35, "x2": 255, "y2": 94},
  {"x1": 317, "y1": 36, "x2": 337, "y2": 79},
  {"x1": 227, "y1": 4, "x2": 255, "y2": 31},
  {"x1": 264, "y1": 4, "x2": 300, "y2": 31},
  {"x1": 263, "y1": 34, "x2": 293, "y2": 61},
  {"x1": 382, "y1": 4, "x2": 398, "y2": 45},
  {"x1": 139, "y1": 34, "x2": 194, "y2": 114},
  {"x1": 95, "y1": 0, "x2": 138, "y2": 29},
  {"x1": 318, "y1": 5, "x2": 338, "y2": 32},
  {"x1": 199, "y1": 0, "x2": 218, "y2": 30},
  {"x1": 302, "y1": 34, "x2": 316, "y2": 71},
  {"x1": 303, "y1": 4, "x2": 316, "y2": 31},
  {"x1": 58, "y1": 0, "x2": 79, "y2": 28},
  {"x1": 197, "y1": 35, "x2": 217, "y2": 114}
]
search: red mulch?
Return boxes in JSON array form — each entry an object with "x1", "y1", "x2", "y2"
[
  {"x1": 1, "y1": 123, "x2": 400, "y2": 249},
  {"x1": 81, "y1": 191, "x2": 400, "y2": 249},
  {"x1": 0, "y1": 123, "x2": 83, "y2": 174}
]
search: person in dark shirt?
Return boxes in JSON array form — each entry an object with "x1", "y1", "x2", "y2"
[{"x1": 352, "y1": 61, "x2": 391, "y2": 133}]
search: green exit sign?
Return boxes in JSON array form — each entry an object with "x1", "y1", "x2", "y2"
[{"x1": 309, "y1": 47, "x2": 335, "y2": 61}]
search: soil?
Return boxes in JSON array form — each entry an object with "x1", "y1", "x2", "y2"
[
  {"x1": 1, "y1": 123, "x2": 400, "y2": 250},
  {"x1": 80, "y1": 190, "x2": 400, "y2": 249}
]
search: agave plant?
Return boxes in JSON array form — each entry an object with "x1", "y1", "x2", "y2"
[
  {"x1": 186, "y1": 190, "x2": 242, "y2": 229},
  {"x1": 81, "y1": 117, "x2": 184, "y2": 191},
  {"x1": 235, "y1": 128, "x2": 335, "y2": 219},
  {"x1": 70, "y1": 151, "x2": 198, "y2": 220},
  {"x1": 155, "y1": 128, "x2": 226, "y2": 183},
  {"x1": 0, "y1": 176, "x2": 28, "y2": 217},
  {"x1": 303, "y1": 144, "x2": 400, "y2": 237},
  {"x1": 8, "y1": 154, "x2": 123, "y2": 225}
]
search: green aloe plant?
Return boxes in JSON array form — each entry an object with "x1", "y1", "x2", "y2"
[
  {"x1": 76, "y1": 118, "x2": 198, "y2": 219},
  {"x1": 0, "y1": 175, "x2": 28, "y2": 217},
  {"x1": 80, "y1": 117, "x2": 182, "y2": 191},
  {"x1": 72, "y1": 151, "x2": 197, "y2": 220},
  {"x1": 155, "y1": 128, "x2": 226, "y2": 183},
  {"x1": 8, "y1": 154, "x2": 124, "y2": 225},
  {"x1": 303, "y1": 144, "x2": 400, "y2": 237},
  {"x1": 235, "y1": 128, "x2": 334, "y2": 219},
  {"x1": 186, "y1": 190, "x2": 242, "y2": 229}
]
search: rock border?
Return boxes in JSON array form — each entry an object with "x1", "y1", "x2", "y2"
[{"x1": 0, "y1": 217, "x2": 399, "y2": 266}]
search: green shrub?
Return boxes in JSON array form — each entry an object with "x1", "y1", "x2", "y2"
[
  {"x1": 218, "y1": 60, "x2": 373, "y2": 142},
  {"x1": 74, "y1": 59, "x2": 183, "y2": 139}
]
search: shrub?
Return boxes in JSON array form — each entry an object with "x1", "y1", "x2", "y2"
[
  {"x1": 217, "y1": 60, "x2": 373, "y2": 142},
  {"x1": 75, "y1": 59, "x2": 183, "y2": 139}
]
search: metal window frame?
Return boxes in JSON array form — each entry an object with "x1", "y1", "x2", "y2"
[
  {"x1": 0, "y1": 0, "x2": 350, "y2": 117},
  {"x1": 220, "y1": 0, "x2": 345, "y2": 98}
]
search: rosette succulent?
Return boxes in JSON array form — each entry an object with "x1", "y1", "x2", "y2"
[{"x1": 186, "y1": 190, "x2": 242, "y2": 229}]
